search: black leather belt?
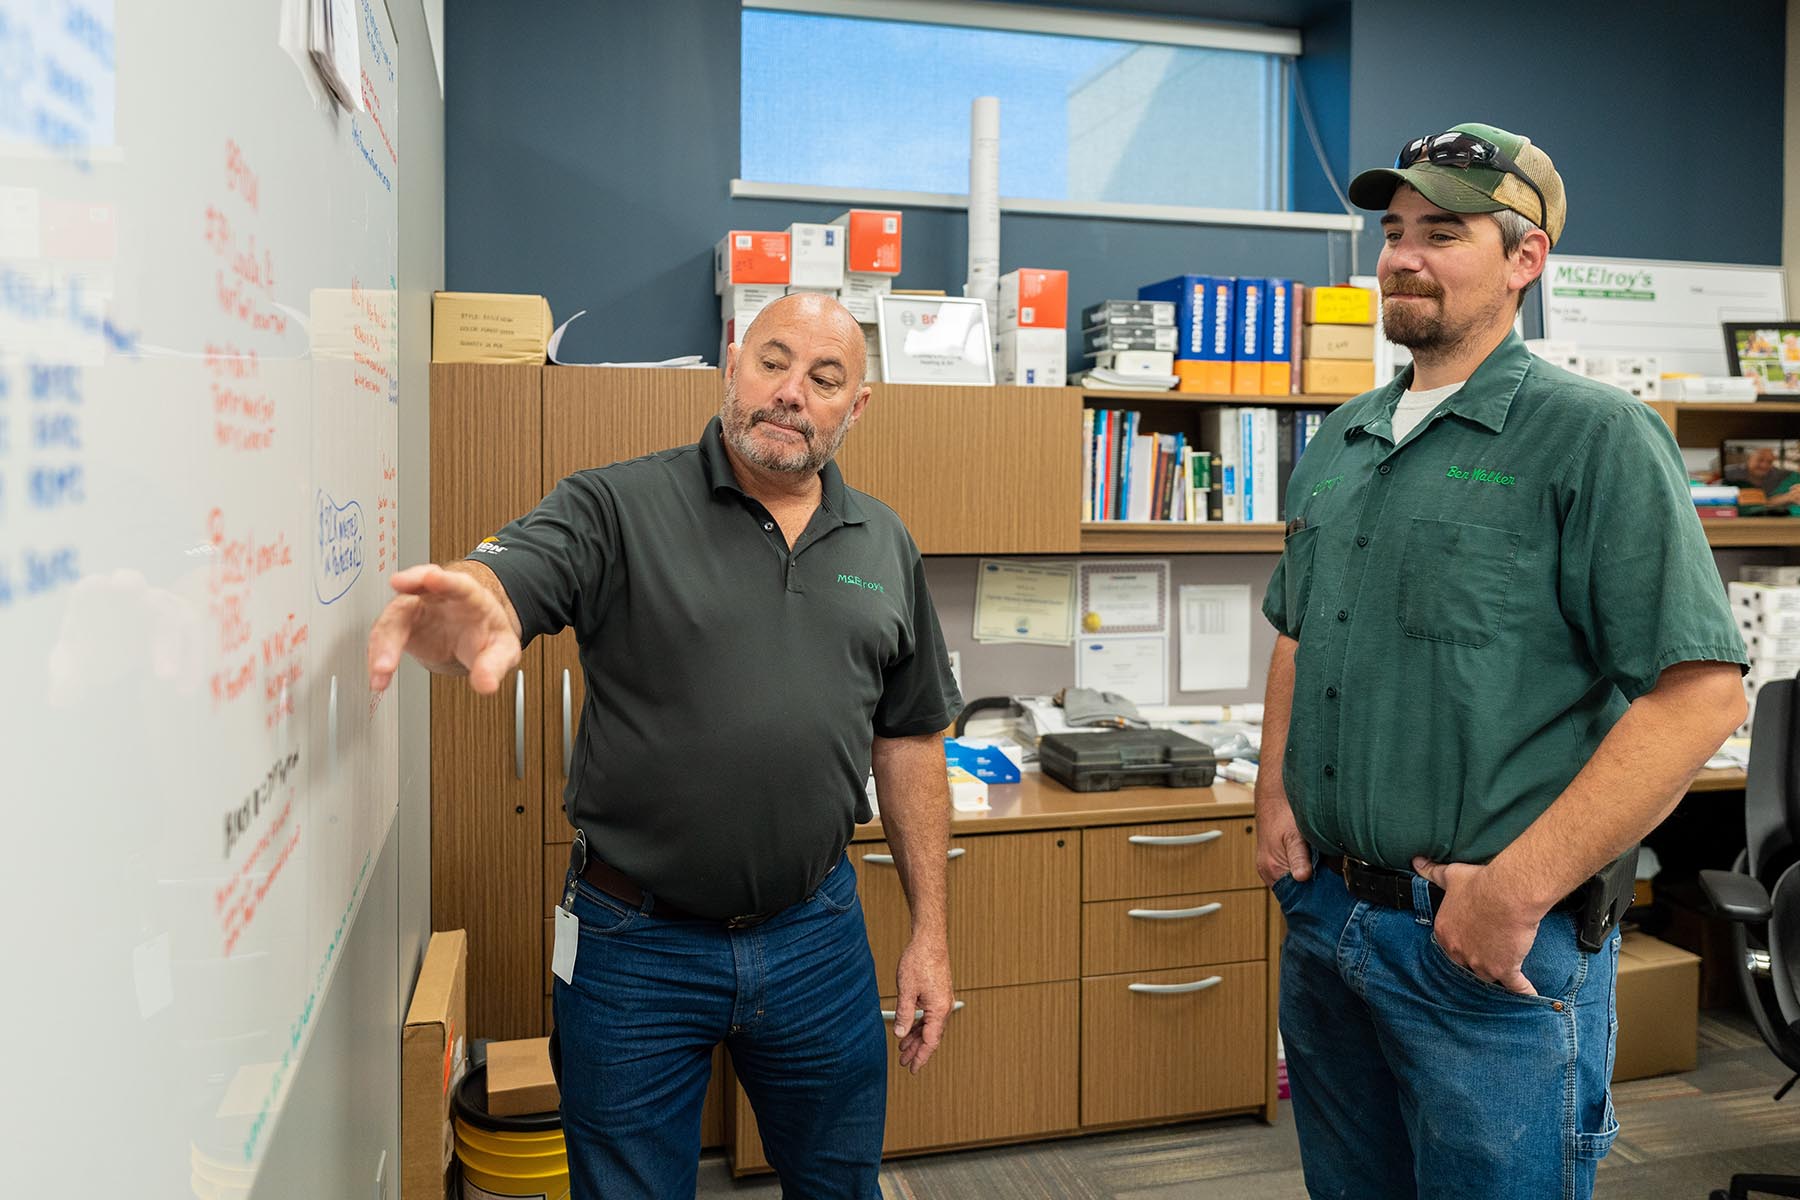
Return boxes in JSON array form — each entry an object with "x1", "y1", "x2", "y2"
[
  {"x1": 1318, "y1": 853, "x2": 1584, "y2": 914},
  {"x1": 568, "y1": 833, "x2": 776, "y2": 929}
]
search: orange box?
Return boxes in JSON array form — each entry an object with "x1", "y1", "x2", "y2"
[
  {"x1": 713, "y1": 230, "x2": 791, "y2": 289},
  {"x1": 998, "y1": 268, "x2": 1067, "y2": 330},
  {"x1": 1302, "y1": 358, "x2": 1376, "y2": 395},
  {"x1": 1261, "y1": 362, "x2": 1293, "y2": 395},
  {"x1": 830, "y1": 209, "x2": 902, "y2": 274},
  {"x1": 1175, "y1": 359, "x2": 1231, "y2": 394}
]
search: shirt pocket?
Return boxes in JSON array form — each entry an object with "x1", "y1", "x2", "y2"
[
  {"x1": 1282, "y1": 524, "x2": 1324, "y2": 635},
  {"x1": 1397, "y1": 518, "x2": 1521, "y2": 648}
]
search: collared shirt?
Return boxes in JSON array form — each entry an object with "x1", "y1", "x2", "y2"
[
  {"x1": 471, "y1": 417, "x2": 961, "y2": 918},
  {"x1": 1262, "y1": 332, "x2": 1746, "y2": 869}
]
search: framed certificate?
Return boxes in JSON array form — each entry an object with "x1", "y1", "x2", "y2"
[{"x1": 875, "y1": 294, "x2": 995, "y2": 385}]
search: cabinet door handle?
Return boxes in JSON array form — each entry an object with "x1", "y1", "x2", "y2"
[
  {"x1": 513, "y1": 669, "x2": 525, "y2": 781},
  {"x1": 864, "y1": 848, "x2": 966, "y2": 866},
  {"x1": 880, "y1": 1000, "x2": 966, "y2": 1021},
  {"x1": 1128, "y1": 830, "x2": 1223, "y2": 847},
  {"x1": 561, "y1": 669, "x2": 573, "y2": 778},
  {"x1": 1127, "y1": 902, "x2": 1223, "y2": 921},
  {"x1": 1128, "y1": 975, "x2": 1223, "y2": 995}
]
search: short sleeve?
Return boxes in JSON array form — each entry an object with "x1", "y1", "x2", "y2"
[
  {"x1": 1556, "y1": 403, "x2": 1747, "y2": 700},
  {"x1": 872, "y1": 550, "x2": 963, "y2": 738},
  {"x1": 464, "y1": 471, "x2": 619, "y2": 646},
  {"x1": 1261, "y1": 555, "x2": 1293, "y2": 639}
]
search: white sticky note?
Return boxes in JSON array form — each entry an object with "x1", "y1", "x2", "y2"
[{"x1": 552, "y1": 906, "x2": 578, "y2": 984}]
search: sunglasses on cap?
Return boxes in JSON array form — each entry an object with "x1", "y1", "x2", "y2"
[{"x1": 1396, "y1": 132, "x2": 1548, "y2": 231}]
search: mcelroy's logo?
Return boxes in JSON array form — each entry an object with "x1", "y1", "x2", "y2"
[
  {"x1": 1446, "y1": 465, "x2": 1517, "y2": 486},
  {"x1": 837, "y1": 573, "x2": 885, "y2": 594}
]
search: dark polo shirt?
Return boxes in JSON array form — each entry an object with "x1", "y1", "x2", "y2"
[
  {"x1": 470, "y1": 417, "x2": 961, "y2": 918},
  {"x1": 1262, "y1": 333, "x2": 1745, "y2": 869}
]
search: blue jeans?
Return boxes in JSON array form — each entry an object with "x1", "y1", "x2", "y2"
[
  {"x1": 548, "y1": 853, "x2": 887, "y2": 1199},
  {"x1": 1274, "y1": 857, "x2": 1621, "y2": 1200}
]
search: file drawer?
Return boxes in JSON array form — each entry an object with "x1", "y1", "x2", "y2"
[
  {"x1": 853, "y1": 830, "x2": 1079, "y2": 990},
  {"x1": 1082, "y1": 819, "x2": 1258, "y2": 901},
  {"x1": 1080, "y1": 961, "x2": 1266, "y2": 1127},
  {"x1": 1081, "y1": 889, "x2": 1266, "y2": 977}
]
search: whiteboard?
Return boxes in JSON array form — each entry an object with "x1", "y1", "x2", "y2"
[
  {"x1": 1541, "y1": 254, "x2": 1788, "y2": 376},
  {"x1": 0, "y1": 2, "x2": 401, "y2": 1194}
]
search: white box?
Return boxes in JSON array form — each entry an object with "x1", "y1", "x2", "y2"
[
  {"x1": 840, "y1": 273, "x2": 893, "y2": 323},
  {"x1": 1615, "y1": 354, "x2": 1661, "y2": 378},
  {"x1": 1092, "y1": 350, "x2": 1176, "y2": 376},
  {"x1": 997, "y1": 328, "x2": 1066, "y2": 387},
  {"x1": 1730, "y1": 582, "x2": 1800, "y2": 618},
  {"x1": 785, "y1": 286, "x2": 838, "y2": 297},
  {"x1": 720, "y1": 284, "x2": 785, "y2": 320},
  {"x1": 1580, "y1": 354, "x2": 1617, "y2": 379},
  {"x1": 1525, "y1": 339, "x2": 1583, "y2": 372},
  {"x1": 787, "y1": 222, "x2": 847, "y2": 289},
  {"x1": 1742, "y1": 566, "x2": 1800, "y2": 586},
  {"x1": 1663, "y1": 376, "x2": 1758, "y2": 401},
  {"x1": 1748, "y1": 656, "x2": 1800, "y2": 683},
  {"x1": 1615, "y1": 373, "x2": 1662, "y2": 400},
  {"x1": 1749, "y1": 633, "x2": 1800, "y2": 660}
]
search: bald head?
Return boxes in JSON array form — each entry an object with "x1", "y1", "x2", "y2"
[{"x1": 738, "y1": 292, "x2": 868, "y2": 389}]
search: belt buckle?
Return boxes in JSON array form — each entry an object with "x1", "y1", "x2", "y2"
[{"x1": 725, "y1": 913, "x2": 758, "y2": 929}]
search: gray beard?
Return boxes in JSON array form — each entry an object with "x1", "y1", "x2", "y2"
[{"x1": 719, "y1": 381, "x2": 850, "y2": 475}]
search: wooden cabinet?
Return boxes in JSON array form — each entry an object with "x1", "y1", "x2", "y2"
[
  {"x1": 1081, "y1": 888, "x2": 1266, "y2": 978},
  {"x1": 429, "y1": 364, "x2": 546, "y2": 1041},
  {"x1": 851, "y1": 831, "x2": 1078, "y2": 991},
  {"x1": 1082, "y1": 818, "x2": 1261, "y2": 901}
]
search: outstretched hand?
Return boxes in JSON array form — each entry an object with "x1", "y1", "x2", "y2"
[{"x1": 367, "y1": 564, "x2": 521, "y2": 694}]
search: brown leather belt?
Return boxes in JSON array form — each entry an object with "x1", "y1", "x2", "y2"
[{"x1": 571, "y1": 836, "x2": 775, "y2": 929}]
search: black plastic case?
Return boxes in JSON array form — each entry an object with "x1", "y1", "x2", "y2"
[{"x1": 1038, "y1": 729, "x2": 1217, "y2": 792}]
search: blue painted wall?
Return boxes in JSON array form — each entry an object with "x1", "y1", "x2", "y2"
[{"x1": 445, "y1": 0, "x2": 1785, "y2": 367}]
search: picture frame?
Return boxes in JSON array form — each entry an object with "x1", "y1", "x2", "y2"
[
  {"x1": 875, "y1": 294, "x2": 995, "y2": 386},
  {"x1": 1722, "y1": 322, "x2": 1800, "y2": 397}
]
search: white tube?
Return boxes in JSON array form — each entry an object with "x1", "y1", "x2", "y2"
[{"x1": 964, "y1": 96, "x2": 1000, "y2": 330}]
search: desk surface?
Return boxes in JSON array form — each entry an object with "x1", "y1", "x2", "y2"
[
  {"x1": 854, "y1": 773, "x2": 1255, "y2": 842},
  {"x1": 1690, "y1": 767, "x2": 1747, "y2": 793}
]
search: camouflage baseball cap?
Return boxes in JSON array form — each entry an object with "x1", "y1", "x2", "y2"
[{"x1": 1348, "y1": 122, "x2": 1566, "y2": 247}]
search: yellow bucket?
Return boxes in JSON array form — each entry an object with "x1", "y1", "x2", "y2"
[{"x1": 452, "y1": 1062, "x2": 570, "y2": 1200}]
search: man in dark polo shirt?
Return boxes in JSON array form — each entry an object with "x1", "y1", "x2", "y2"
[
  {"x1": 1255, "y1": 124, "x2": 1747, "y2": 1199},
  {"x1": 368, "y1": 293, "x2": 960, "y2": 1198}
]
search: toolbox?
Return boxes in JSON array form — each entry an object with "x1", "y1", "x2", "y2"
[{"x1": 1038, "y1": 729, "x2": 1217, "y2": 792}]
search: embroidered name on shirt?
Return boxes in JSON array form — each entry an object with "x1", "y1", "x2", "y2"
[
  {"x1": 1445, "y1": 466, "x2": 1516, "y2": 486},
  {"x1": 1311, "y1": 475, "x2": 1344, "y2": 496},
  {"x1": 837, "y1": 573, "x2": 885, "y2": 594}
]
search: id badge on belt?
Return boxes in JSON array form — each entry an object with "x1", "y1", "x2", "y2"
[{"x1": 552, "y1": 831, "x2": 586, "y2": 984}]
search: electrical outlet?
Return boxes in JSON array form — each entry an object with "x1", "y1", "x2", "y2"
[{"x1": 374, "y1": 1149, "x2": 390, "y2": 1200}]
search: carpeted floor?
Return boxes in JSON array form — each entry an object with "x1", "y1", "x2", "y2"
[{"x1": 696, "y1": 1011, "x2": 1800, "y2": 1198}]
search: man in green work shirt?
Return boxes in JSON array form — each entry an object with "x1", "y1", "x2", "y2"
[
  {"x1": 1257, "y1": 124, "x2": 1747, "y2": 1199},
  {"x1": 367, "y1": 293, "x2": 961, "y2": 1198}
]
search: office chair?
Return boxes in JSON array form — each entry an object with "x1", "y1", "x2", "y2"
[{"x1": 1700, "y1": 676, "x2": 1800, "y2": 1200}]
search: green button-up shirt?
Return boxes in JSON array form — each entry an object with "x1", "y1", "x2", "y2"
[{"x1": 1261, "y1": 332, "x2": 1745, "y2": 869}]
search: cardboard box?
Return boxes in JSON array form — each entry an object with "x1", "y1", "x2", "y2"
[
  {"x1": 1303, "y1": 324, "x2": 1377, "y2": 360},
  {"x1": 402, "y1": 930, "x2": 467, "y2": 1200},
  {"x1": 1261, "y1": 278, "x2": 1293, "y2": 395},
  {"x1": 486, "y1": 1036, "x2": 561, "y2": 1117},
  {"x1": 997, "y1": 328, "x2": 1065, "y2": 387},
  {"x1": 997, "y1": 268, "x2": 1068, "y2": 331},
  {"x1": 1304, "y1": 285, "x2": 1377, "y2": 325},
  {"x1": 1302, "y1": 358, "x2": 1376, "y2": 396},
  {"x1": 829, "y1": 209, "x2": 902, "y2": 275},
  {"x1": 1612, "y1": 932, "x2": 1700, "y2": 1081},
  {"x1": 431, "y1": 293, "x2": 552, "y2": 365},
  {"x1": 1231, "y1": 278, "x2": 1264, "y2": 395},
  {"x1": 713, "y1": 230, "x2": 790, "y2": 290},
  {"x1": 787, "y1": 222, "x2": 846, "y2": 289}
]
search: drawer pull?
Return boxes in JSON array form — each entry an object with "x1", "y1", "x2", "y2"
[
  {"x1": 1127, "y1": 902, "x2": 1223, "y2": 921},
  {"x1": 880, "y1": 1000, "x2": 966, "y2": 1021},
  {"x1": 864, "y1": 848, "x2": 966, "y2": 866},
  {"x1": 1128, "y1": 830, "x2": 1224, "y2": 847},
  {"x1": 1129, "y1": 975, "x2": 1223, "y2": 995}
]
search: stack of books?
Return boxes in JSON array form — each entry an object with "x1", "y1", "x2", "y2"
[{"x1": 1691, "y1": 483, "x2": 1740, "y2": 519}]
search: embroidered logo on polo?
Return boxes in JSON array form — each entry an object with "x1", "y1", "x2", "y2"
[
  {"x1": 836, "y1": 573, "x2": 885, "y2": 594},
  {"x1": 1311, "y1": 475, "x2": 1344, "y2": 497},
  {"x1": 1445, "y1": 465, "x2": 1517, "y2": 486},
  {"x1": 472, "y1": 536, "x2": 506, "y2": 555}
]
